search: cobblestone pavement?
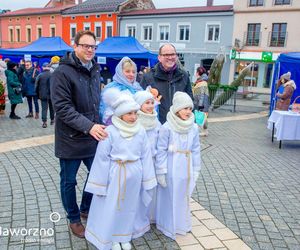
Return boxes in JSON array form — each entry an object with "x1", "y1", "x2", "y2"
[
  {"x1": 1, "y1": 100, "x2": 300, "y2": 250},
  {"x1": 196, "y1": 117, "x2": 300, "y2": 250}
]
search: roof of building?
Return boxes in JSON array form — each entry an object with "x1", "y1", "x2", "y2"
[
  {"x1": 0, "y1": 5, "x2": 75, "y2": 17},
  {"x1": 120, "y1": 5, "x2": 233, "y2": 16},
  {"x1": 62, "y1": 0, "x2": 126, "y2": 15}
]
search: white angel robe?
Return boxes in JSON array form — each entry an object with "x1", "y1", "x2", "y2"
[
  {"x1": 134, "y1": 121, "x2": 161, "y2": 236},
  {"x1": 155, "y1": 123, "x2": 201, "y2": 239},
  {"x1": 85, "y1": 125, "x2": 157, "y2": 250}
]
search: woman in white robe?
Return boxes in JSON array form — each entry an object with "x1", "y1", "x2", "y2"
[
  {"x1": 85, "y1": 91, "x2": 157, "y2": 250},
  {"x1": 155, "y1": 92, "x2": 201, "y2": 240}
]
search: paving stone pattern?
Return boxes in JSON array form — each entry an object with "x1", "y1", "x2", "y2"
[{"x1": 195, "y1": 117, "x2": 300, "y2": 250}]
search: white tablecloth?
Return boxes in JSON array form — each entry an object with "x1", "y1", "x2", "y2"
[{"x1": 268, "y1": 110, "x2": 300, "y2": 141}]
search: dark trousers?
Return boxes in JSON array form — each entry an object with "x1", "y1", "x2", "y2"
[
  {"x1": 41, "y1": 99, "x2": 54, "y2": 122},
  {"x1": 27, "y1": 95, "x2": 39, "y2": 113},
  {"x1": 59, "y1": 157, "x2": 94, "y2": 223}
]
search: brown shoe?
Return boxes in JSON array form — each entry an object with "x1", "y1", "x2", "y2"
[
  {"x1": 69, "y1": 222, "x2": 85, "y2": 238},
  {"x1": 80, "y1": 211, "x2": 88, "y2": 219}
]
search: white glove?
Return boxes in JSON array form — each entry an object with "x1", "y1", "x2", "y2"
[
  {"x1": 157, "y1": 174, "x2": 167, "y2": 188},
  {"x1": 194, "y1": 171, "x2": 199, "y2": 181}
]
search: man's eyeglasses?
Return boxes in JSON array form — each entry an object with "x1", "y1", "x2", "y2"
[
  {"x1": 77, "y1": 44, "x2": 98, "y2": 50},
  {"x1": 160, "y1": 53, "x2": 177, "y2": 58}
]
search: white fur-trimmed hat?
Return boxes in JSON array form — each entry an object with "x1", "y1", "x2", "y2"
[
  {"x1": 281, "y1": 72, "x2": 291, "y2": 81},
  {"x1": 103, "y1": 88, "x2": 140, "y2": 117},
  {"x1": 134, "y1": 90, "x2": 154, "y2": 106},
  {"x1": 171, "y1": 91, "x2": 193, "y2": 113}
]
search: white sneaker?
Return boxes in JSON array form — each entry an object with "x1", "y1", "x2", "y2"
[
  {"x1": 121, "y1": 242, "x2": 132, "y2": 250},
  {"x1": 112, "y1": 242, "x2": 121, "y2": 250}
]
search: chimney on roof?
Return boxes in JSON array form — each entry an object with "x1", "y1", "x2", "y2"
[{"x1": 207, "y1": 0, "x2": 213, "y2": 6}]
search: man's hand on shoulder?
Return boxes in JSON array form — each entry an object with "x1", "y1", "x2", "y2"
[{"x1": 89, "y1": 124, "x2": 108, "y2": 141}]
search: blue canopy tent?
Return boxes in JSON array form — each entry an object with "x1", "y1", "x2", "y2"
[
  {"x1": 270, "y1": 52, "x2": 300, "y2": 114},
  {"x1": 95, "y1": 36, "x2": 158, "y2": 75},
  {"x1": 0, "y1": 37, "x2": 73, "y2": 66}
]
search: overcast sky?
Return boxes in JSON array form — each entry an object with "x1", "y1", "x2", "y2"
[{"x1": 1, "y1": 0, "x2": 233, "y2": 11}]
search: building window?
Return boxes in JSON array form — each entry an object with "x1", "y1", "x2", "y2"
[
  {"x1": 16, "y1": 18, "x2": 20, "y2": 21},
  {"x1": 107, "y1": 14, "x2": 112, "y2": 18},
  {"x1": 71, "y1": 16, "x2": 75, "y2": 20},
  {"x1": 270, "y1": 23, "x2": 287, "y2": 47},
  {"x1": 206, "y1": 24, "x2": 220, "y2": 42},
  {"x1": 106, "y1": 22, "x2": 113, "y2": 38},
  {"x1": 51, "y1": 15, "x2": 55, "y2": 20},
  {"x1": 9, "y1": 28, "x2": 14, "y2": 42},
  {"x1": 50, "y1": 25, "x2": 56, "y2": 37},
  {"x1": 95, "y1": 22, "x2": 102, "y2": 39},
  {"x1": 96, "y1": 14, "x2": 101, "y2": 18},
  {"x1": 9, "y1": 18, "x2": 12, "y2": 22},
  {"x1": 27, "y1": 28, "x2": 32, "y2": 42},
  {"x1": 177, "y1": 23, "x2": 190, "y2": 41},
  {"x1": 85, "y1": 15, "x2": 89, "y2": 19},
  {"x1": 126, "y1": 25, "x2": 136, "y2": 38},
  {"x1": 142, "y1": 24, "x2": 153, "y2": 41},
  {"x1": 27, "y1": 17, "x2": 30, "y2": 21},
  {"x1": 274, "y1": 0, "x2": 290, "y2": 4},
  {"x1": 158, "y1": 24, "x2": 169, "y2": 41},
  {"x1": 83, "y1": 22, "x2": 91, "y2": 31},
  {"x1": 16, "y1": 28, "x2": 21, "y2": 42},
  {"x1": 246, "y1": 23, "x2": 261, "y2": 46},
  {"x1": 37, "y1": 16, "x2": 41, "y2": 21},
  {"x1": 37, "y1": 27, "x2": 42, "y2": 38},
  {"x1": 249, "y1": 0, "x2": 264, "y2": 6},
  {"x1": 70, "y1": 24, "x2": 77, "y2": 39}
]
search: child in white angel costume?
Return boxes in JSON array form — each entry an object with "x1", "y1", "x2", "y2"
[
  {"x1": 155, "y1": 91, "x2": 201, "y2": 239},
  {"x1": 85, "y1": 89, "x2": 157, "y2": 250},
  {"x1": 133, "y1": 90, "x2": 161, "y2": 231}
]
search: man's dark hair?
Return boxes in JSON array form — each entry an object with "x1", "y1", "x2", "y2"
[
  {"x1": 158, "y1": 43, "x2": 177, "y2": 55},
  {"x1": 74, "y1": 30, "x2": 96, "y2": 45}
]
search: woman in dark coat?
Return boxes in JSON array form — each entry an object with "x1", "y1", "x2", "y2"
[{"x1": 5, "y1": 61, "x2": 23, "y2": 119}]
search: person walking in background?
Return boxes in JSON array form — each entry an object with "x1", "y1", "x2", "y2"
[
  {"x1": 275, "y1": 72, "x2": 297, "y2": 111},
  {"x1": 17, "y1": 59, "x2": 25, "y2": 83},
  {"x1": 51, "y1": 30, "x2": 107, "y2": 238},
  {"x1": 141, "y1": 44, "x2": 193, "y2": 123},
  {"x1": 155, "y1": 92, "x2": 201, "y2": 240},
  {"x1": 22, "y1": 61, "x2": 39, "y2": 118},
  {"x1": 0, "y1": 61, "x2": 7, "y2": 115},
  {"x1": 100, "y1": 56, "x2": 143, "y2": 125},
  {"x1": 35, "y1": 62, "x2": 54, "y2": 128},
  {"x1": 5, "y1": 61, "x2": 23, "y2": 119},
  {"x1": 193, "y1": 66, "x2": 209, "y2": 136},
  {"x1": 49, "y1": 56, "x2": 60, "y2": 73},
  {"x1": 100, "y1": 66, "x2": 112, "y2": 85}
]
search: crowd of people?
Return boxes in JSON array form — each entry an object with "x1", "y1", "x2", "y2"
[{"x1": 0, "y1": 56, "x2": 61, "y2": 126}]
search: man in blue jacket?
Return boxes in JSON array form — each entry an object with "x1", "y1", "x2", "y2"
[
  {"x1": 51, "y1": 30, "x2": 107, "y2": 238},
  {"x1": 22, "y1": 61, "x2": 39, "y2": 118}
]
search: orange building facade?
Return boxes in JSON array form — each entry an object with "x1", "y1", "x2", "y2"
[
  {"x1": 1, "y1": 13, "x2": 63, "y2": 48},
  {"x1": 62, "y1": 13, "x2": 118, "y2": 45}
]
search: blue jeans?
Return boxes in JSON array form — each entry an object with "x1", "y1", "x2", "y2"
[
  {"x1": 27, "y1": 95, "x2": 39, "y2": 113},
  {"x1": 59, "y1": 157, "x2": 94, "y2": 223}
]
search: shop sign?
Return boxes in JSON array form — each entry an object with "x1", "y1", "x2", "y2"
[
  {"x1": 262, "y1": 51, "x2": 273, "y2": 63},
  {"x1": 230, "y1": 49, "x2": 236, "y2": 59}
]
